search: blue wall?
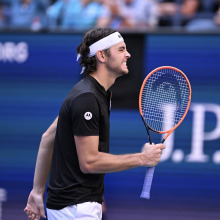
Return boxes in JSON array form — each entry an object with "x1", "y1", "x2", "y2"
[{"x1": 0, "y1": 33, "x2": 220, "y2": 220}]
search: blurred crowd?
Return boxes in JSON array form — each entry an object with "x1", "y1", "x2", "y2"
[{"x1": 0, "y1": 0, "x2": 220, "y2": 32}]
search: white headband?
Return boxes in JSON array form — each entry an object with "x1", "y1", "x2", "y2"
[
  {"x1": 88, "y1": 31, "x2": 124, "y2": 57},
  {"x1": 77, "y1": 31, "x2": 124, "y2": 61}
]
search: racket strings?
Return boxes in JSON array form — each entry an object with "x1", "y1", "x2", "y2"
[{"x1": 141, "y1": 68, "x2": 190, "y2": 132}]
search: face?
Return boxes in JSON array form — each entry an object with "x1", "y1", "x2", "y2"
[{"x1": 104, "y1": 41, "x2": 131, "y2": 77}]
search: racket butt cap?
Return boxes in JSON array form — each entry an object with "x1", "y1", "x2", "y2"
[{"x1": 140, "y1": 192, "x2": 150, "y2": 199}]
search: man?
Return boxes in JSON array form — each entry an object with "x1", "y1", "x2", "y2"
[{"x1": 24, "y1": 28, "x2": 165, "y2": 220}]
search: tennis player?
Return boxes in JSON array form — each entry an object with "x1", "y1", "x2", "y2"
[{"x1": 24, "y1": 28, "x2": 165, "y2": 220}]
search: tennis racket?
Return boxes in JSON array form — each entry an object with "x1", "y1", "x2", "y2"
[{"x1": 139, "y1": 66, "x2": 192, "y2": 199}]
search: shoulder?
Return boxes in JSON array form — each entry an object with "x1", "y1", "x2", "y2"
[
  {"x1": 65, "y1": 77, "x2": 95, "y2": 100},
  {"x1": 71, "y1": 92, "x2": 100, "y2": 115},
  {"x1": 73, "y1": 92, "x2": 99, "y2": 105}
]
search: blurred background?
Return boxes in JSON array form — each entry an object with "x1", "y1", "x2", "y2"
[{"x1": 0, "y1": 0, "x2": 220, "y2": 220}]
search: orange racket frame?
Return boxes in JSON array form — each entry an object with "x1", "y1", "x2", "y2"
[{"x1": 139, "y1": 66, "x2": 192, "y2": 143}]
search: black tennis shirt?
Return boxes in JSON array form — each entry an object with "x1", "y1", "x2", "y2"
[{"x1": 46, "y1": 75, "x2": 111, "y2": 210}]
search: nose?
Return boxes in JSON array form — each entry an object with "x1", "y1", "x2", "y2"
[{"x1": 125, "y1": 51, "x2": 131, "y2": 58}]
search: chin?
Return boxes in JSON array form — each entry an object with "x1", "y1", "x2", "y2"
[
  {"x1": 114, "y1": 67, "x2": 129, "y2": 78},
  {"x1": 123, "y1": 68, "x2": 129, "y2": 75},
  {"x1": 118, "y1": 70, "x2": 129, "y2": 77}
]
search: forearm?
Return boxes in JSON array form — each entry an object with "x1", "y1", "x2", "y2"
[
  {"x1": 33, "y1": 139, "x2": 54, "y2": 194},
  {"x1": 83, "y1": 151, "x2": 145, "y2": 174},
  {"x1": 75, "y1": 136, "x2": 164, "y2": 175},
  {"x1": 33, "y1": 117, "x2": 58, "y2": 194}
]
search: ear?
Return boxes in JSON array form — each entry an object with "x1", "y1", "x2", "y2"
[{"x1": 96, "y1": 50, "x2": 106, "y2": 63}]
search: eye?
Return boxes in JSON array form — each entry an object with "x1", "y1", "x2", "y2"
[{"x1": 119, "y1": 47, "x2": 125, "y2": 52}]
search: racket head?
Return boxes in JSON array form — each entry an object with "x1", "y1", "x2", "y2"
[{"x1": 139, "y1": 66, "x2": 191, "y2": 139}]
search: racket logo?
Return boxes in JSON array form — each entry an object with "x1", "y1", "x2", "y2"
[{"x1": 84, "y1": 112, "x2": 92, "y2": 120}]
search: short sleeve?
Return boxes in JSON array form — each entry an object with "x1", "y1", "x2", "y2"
[{"x1": 71, "y1": 93, "x2": 100, "y2": 136}]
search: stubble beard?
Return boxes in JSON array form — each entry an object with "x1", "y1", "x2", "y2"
[{"x1": 106, "y1": 61, "x2": 129, "y2": 78}]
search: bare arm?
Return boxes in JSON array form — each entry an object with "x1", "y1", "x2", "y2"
[
  {"x1": 24, "y1": 117, "x2": 58, "y2": 219},
  {"x1": 33, "y1": 117, "x2": 58, "y2": 194},
  {"x1": 75, "y1": 136, "x2": 165, "y2": 174}
]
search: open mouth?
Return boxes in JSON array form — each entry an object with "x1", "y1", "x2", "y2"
[{"x1": 122, "y1": 61, "x2": 127, "y2": 68}]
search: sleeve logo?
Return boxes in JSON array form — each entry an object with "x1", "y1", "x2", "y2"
[{"x1": 84, "y1": 112, "x2": 92, "y2": 120}]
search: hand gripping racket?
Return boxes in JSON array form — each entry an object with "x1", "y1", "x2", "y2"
[{"x1": 139, "y1": 66, "x2": 192, "y2": 199}]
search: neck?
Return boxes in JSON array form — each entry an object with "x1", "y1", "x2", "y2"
[{"x1": 90, "y1": 69, "x2": 116, "y2": 91}]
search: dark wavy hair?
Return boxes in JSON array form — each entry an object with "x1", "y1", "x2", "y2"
[{"x1": 77, "y1": 28, "x2": 117, "y2": 75}]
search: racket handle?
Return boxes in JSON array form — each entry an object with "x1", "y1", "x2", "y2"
[{"x1": 140, "y1": 166, "x2": 155, "y2": 199}]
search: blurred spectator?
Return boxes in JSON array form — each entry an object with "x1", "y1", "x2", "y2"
[
  {"x1": 185, "y1": 0, "x2": 220, "y2": 31},
  {"x1": 98, "y1": 0, "x2": 159, "y2": 31},
  {"x1": 158, "y1": 0, "x2": 220, "y2": 31},
  {"x1": 47, "y1": 0, "x2": 110, "y2": 31},
  {"x1": 158, "y1": 0, "x2": 202, "y2": 27},
  {"x1": 9, "y1": 0, "x2": 50, "y2": 30}
]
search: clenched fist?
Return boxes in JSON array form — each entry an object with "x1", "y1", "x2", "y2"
[{"x1": 141, "y1": 143, "x2": 166, "y2": 167}]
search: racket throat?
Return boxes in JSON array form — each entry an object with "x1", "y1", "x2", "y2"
[{"x1": 141, "y1": 115, "x2": 152, "y2": 144}]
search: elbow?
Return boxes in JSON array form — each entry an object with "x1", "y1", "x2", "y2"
[
  {"x1": 79, "y1": 162, "x2": 94, "y2": 174},
  {"x1": 41, "y1": 131, "x2": 51, "y2": 143},
  {"x1": 41, "y1": 131, "x2": 49, "y2": 140},
  {"x1": 41, "y1": 118, "x2": 57, "y2": 141},
  {"x1": 40, "y1": 130, "x2": 55, "y2": 149},
  {"x1": 41, "y1": 128, "x2": 56, "y2": 142}
]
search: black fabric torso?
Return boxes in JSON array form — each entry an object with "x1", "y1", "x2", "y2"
[{"x1": 46, "y1": 75, "x2": 111, "y2": 210}]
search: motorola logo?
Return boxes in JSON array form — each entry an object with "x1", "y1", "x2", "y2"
[{"x1": 84, "y1": 112, "x2": 92, "y2": 120}]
